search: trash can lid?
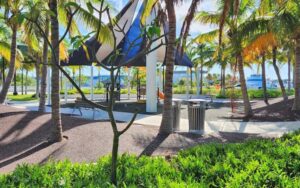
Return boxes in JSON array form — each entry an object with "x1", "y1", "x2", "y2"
[{"x1": 187, "y1": 99, "x2": 207, "y2": 103}]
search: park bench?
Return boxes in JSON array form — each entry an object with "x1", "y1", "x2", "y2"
[{"x1": 72, "y1": 98, "x2": 101, "y2": 120}]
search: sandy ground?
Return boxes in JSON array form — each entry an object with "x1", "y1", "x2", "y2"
[{"x1": 0, "y1": 104, "x2": 273, "y2": 173}]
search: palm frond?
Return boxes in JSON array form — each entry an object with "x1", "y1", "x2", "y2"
[
  {"x1": 193, "y1": 29, "x2": 219, "y2": 43},
  {"x1": 195, "y1": 11, "x2": 220, "y2": 25},
  {"x1": 141, "y1": 0, "x2": 158, "y2": 24}
]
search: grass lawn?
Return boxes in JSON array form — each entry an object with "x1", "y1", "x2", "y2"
[{"x1": 7, "y1": 94, "x2": 38, "y2": 101}]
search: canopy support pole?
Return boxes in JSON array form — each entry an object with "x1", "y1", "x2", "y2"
[{"x1": 146, "y1": 10, "x2": 157, "y2": 113}]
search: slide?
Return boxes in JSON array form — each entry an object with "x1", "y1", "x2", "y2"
[{"x1": 158, "y1": 91, "x2": 165, "y2": 99}]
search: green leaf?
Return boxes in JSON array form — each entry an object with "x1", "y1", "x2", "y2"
[
  {"x1": 86, "y1": 2, "x2": 94, "y2": 15},
  {"x1": 17, "y1": 14, "x2": 25, "y2": 24}
]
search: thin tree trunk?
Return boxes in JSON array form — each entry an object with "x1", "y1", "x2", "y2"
[
  {"x1": 1, "y1": 58, "x2": 4, "y2": 89},
  {"x1": 272, "y1": 47, "x2": 288, "y2": 101},
  {"x1": 39, "y1": 18, "x2": 49, "y2": 112},
  {"x1": 190, "y1": 68, "x2": 193, "y2": 92},
  {"x1": 72, "y1": 70, "x2": 75, "y2": 89},
  {"x1": 0, "y1": 24, "x2": 17, "y2": 103},
  {"x1": 35, "y1": 58, "x2": 40, "y2": 98},
  {"x1": 237, "y1": 53, "x2": 252, "y2": 117},
  {"x1": 287, "y1": 52, "x2": 291, "y2": 92},
  {"x1": 293, "y1": 36, "x2": 300, "y2": 110},
  {"x1": 21, "y1": 68, "x2": 24, "y2": 95},
  {"x1": 61, "y1": 71, "x2": 64, "y2": 91},
  {"x1": 195, "y1": 66, "x2": 199, "y2": 96},
  {"x1": 221, "y1": 66, "x2": 226, "y2": 96},
  {"x1": 79, "y1": 66, "x2": 81, "y2": 88},
  {"x1": 25, "y1": 70, "x2": 28, "y2": 95},
  {"x1": 261, "y1": 54, "x2": 268, "y2": 105},
  {"x1": 160, "y1": 0, "x2": 176, "y2": 133},
  {"x1": 111, "y1": 134, "x2": 119, "y2": 185},
  {"x1": 13, "y1": 71, "x2": 18, "y2": 95},
  {"x1": 200, "y1": 64, "x2": 203, "y2": 95},
  {"x1": 49, "y1": 0, "x2": 63, "y2": 142}
]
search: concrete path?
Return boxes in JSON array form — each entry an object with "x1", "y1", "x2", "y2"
[{"x1": 7, "y1": 101, "x2": 300, "y2": 137}]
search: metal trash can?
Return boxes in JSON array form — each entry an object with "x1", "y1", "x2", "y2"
[
  {"x1": 172, "y1": 99, "x2": 182, "y2": 131},
  {"x1": 188, "y1": 101, "x2": 206, "y2": 134}
]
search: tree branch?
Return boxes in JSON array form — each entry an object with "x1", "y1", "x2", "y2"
[
  {"x1": 119, "y1": 110, "x2": 138, "y2": 135},
  {"x1": 58, "y1": 7, "x2": 80, "y2": 44}
]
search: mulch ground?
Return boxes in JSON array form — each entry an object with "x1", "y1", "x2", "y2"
[
  {"x1": 231, "y1": 98, "x2": 300, "y2": 122},
  {"x1": 0, "y1": 104, "x2": 273, "y2": 173}
]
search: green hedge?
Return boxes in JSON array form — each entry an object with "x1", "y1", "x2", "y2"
[
  {"x1": 59, "y1": 89, "x2": 138, "y2": 95},
  {"x1": 1, "y1": 130, "x2": 300, "y2": 187},
  {"x1": 216, "y1": 89, "x2": 295, "y2": 99},
  {"x1": 7, "y1": 94, "x2": 38, "y2": 101}
]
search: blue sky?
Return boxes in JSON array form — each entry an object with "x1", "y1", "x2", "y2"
[{"x1": 75, "y1": 0, "x2": 289, "y2": 80}]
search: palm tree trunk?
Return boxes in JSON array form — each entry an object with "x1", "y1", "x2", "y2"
[
  {"x1": 39, "y1": 18, "x2": 49, "y2": 112},
  {"x1": 221, "y1": 66, "x2": 226, "y2": 96},
  {"x1": 49, "y1": 0, "x2": 63, "y2": 142},
  {"x1": 13, "y1": 71, "x2": 18, "y2": 95},
  {"x1": 237, "y1": 53, "x2": 252, "y2": 117},
  {"x1": 35, "y1": 58, "x2": 40, "y2": 98},
  {"x1": 261, "y1": 54, "x2": 268, "y2": 105},
  {"x1": 287, "y1": 52, "x2": 291, "y2": 92},
  {"x1": 200, "y1": 64, "x2": 203, "y2": 95},
  {"x1": 293, "y1": 36, "x2": 300, "y2": 111},
  {"x1": 272, "y1": 47, "x2": 288, "y2": 101},
  {"x1": 195, "y1": 66, "x2": 199, "y2": 96},
  {"x1": 0, "y1": 25, "x2": 17, "y2": 103},
  {"x1": 1, "y1": 58, "x2": 5, "y2": 89},
  {"x1": 160, "y1": 0, "x2": 176, "y2": 133}
]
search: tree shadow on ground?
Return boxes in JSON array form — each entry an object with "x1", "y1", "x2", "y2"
[
  {"x1": 0, "y1": 141, "x2": 54, "y2": 168},
  {"x1": 0, "y1": 107, "x2": 101, "y2": 168},
  {"x1": 225, "y1": 99, "x2": 300, "y2": 122},
  {"x1": 138, "y1": 133, "x2": 170, "y2": 157},
  {"x1": 137, "y1": 131, "x2": 264, "y2": 157}
]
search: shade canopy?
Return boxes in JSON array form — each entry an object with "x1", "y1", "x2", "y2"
[{"x1": 62, "y1": 0, "x2": 193, "y2": 68}]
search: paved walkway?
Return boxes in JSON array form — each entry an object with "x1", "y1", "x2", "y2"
[{"x1": 8, "y1": 100, "x2": 300, "y2": 137}]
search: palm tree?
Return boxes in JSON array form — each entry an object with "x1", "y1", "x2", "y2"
[
  {"x1": 158, "y1": 0, "x2": 176, "y2": 133},
  {"x1": 261, "y1": 53, "x2": 268, "y2": 104},
  {"x1": 0, "y1": 0, "x2": 24, "y2": 103},
  {"x1": 38, "y1": 17, "x2": 49, "y2": 112},
  {"x1": 187, "y1": 43, "x2": 215, "y2": 95},
  {"x1": 48, "y1": 0, "x2": 62, "y2": 142},
  {"x1": 159, "y1": 0, "x2": 202, "y2": 133},
  {"x1": 194, "y1": 1, "x2": 256, "y2": 117},
  {"x1": 257, "y1": 0, "x2": 300, "y2": 109}
]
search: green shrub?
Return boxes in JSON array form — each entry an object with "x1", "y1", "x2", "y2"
[
  {"x1": 1, "y1": 131, "x2": 300, "y2": 187},
  {"x1": 7, "y1": 94, "x2": 38, "y2": 101},
  {"x1": 216, "y1": 89, "x2": 292, "y2": 99}
]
